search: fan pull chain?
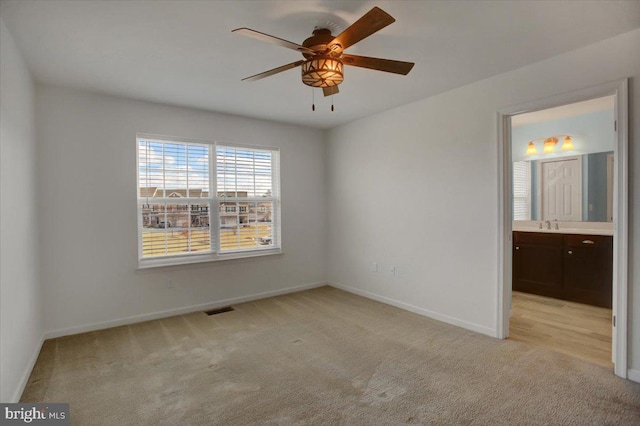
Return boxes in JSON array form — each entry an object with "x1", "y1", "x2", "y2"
[
  {"x1": 312, "y1": 89, "x2": 315, "y2": 111},
  {"x1": 331, "y1": 95, "x2": 334, "y2": 112}
]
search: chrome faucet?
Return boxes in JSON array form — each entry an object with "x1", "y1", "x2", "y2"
[{"x1": 545, "y1": 220, "x2": 551, "y2": 230}]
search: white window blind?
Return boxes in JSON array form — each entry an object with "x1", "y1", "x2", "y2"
[
  {"x1": 216, "y1": 144, "x2": 280, "y2": 253},
  {"x1": 513, "y1": 161, "x2": 531, "y2": 221},
  {"x1": 137, "y1": 136, "x2": 280, "y2": 267}
]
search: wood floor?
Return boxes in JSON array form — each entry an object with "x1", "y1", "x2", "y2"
[{"x1": 509, "y1": 291, "x2": 612, "y2": 367}]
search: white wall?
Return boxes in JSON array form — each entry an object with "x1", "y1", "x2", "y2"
[
  {"x1": 0, "y1": 19, "x2": 43, "y2": 402},
  {"x1": 35, "y1": 85, "x2": 326, "y2": 336},
  {"x1": 326, "y1": 29, "x2": 640, "y2": 372}
]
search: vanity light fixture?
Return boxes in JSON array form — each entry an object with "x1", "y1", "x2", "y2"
[
  {"x1": 543, "y1": 137, "x2": 558, "y2": 154},
  {"x1": 525, "y1": 134, "x2": 574, "y2": 156},
  {"x1": 561, "y1": 135, "x2": 575, "y2": 151},
  {"x1": 525, "y1": 138, "x2": 545, "y2": 156}
]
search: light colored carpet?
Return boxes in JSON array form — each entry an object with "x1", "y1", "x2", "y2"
[{"x1": 22, "y1": 286, "x2": 640, "y2": 425}]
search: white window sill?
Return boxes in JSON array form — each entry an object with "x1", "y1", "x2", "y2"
[{"x1": 137, "y1": 248, "x2": 283, "y2": 269}]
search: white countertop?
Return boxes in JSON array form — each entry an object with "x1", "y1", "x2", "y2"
[{"x1": 513, "y1": 221, "x2": 614, "y2": 236}]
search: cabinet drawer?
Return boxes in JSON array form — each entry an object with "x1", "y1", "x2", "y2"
[
  {"x1": 565, "y1": 234, "x2": 612, "y2": 248},
  {"x1": 514, "y1": 232, "x2": 563, "y2": 247}
]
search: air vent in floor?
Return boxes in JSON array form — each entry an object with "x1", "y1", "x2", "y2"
[{"x1": 204, "y1": 306, "x2": 234, "y2": 316}]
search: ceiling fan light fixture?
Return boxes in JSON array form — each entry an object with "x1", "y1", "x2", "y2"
[{"x1": 301, "y1": 56, "x2": 344, "y2": 88}]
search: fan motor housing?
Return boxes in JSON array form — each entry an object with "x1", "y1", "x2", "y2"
[{"x1": 302, "y1": 29, "x2": 341, "y2": 58}]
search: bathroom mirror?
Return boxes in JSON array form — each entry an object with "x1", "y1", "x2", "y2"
[
  {"x1": 513, "y1": 151, "x2": 613, "y2": 222},
  {"x1": 511, "y1": 96, "x2": 615, "y2": 223}
]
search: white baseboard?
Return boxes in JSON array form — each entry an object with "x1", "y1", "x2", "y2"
[
  {"x1": 45, "y1": 281, "x2": 326, "y2": 339},
  {"x1": 627, "y1": 369, "x2": 640, "y2": 383},
  {"x1": 11, "y1": 334, "x2": 45, "y2": 403},
  {"x1": 329, "y1": 281, "x2": 496, "y2": 337}
]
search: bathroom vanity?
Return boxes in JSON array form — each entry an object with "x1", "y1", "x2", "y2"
[{"x1": 512, "y1": 223, "x2": 613, "y2": 308}]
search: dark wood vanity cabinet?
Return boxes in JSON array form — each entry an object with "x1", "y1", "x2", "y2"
[
  {"x1": 513, "y1": 232, "x2": 612, "y2": 308},
  {"x1": 563, "y1": 235, "x2": 613, "y2": 308},
  {"x1": 513, "y1": 232, "x2": 564, "y2": 299}
]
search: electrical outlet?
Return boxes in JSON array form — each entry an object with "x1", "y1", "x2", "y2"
[
  {"x1": 389, "y1": 266, "x2": 396, "y2": 276},
  {"x1": 371, "y1": 262, "x2": 378, "y2": 272},
  {"x1": 167, "y1": 278, "x2": 174, "y2": 289}
]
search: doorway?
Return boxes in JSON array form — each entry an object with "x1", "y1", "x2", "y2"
[{"x1": 496, "y1": 80, "x2": 629, "y2": 378}]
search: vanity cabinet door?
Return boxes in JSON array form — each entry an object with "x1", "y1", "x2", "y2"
[
  {"x1": 513, "y1": 232, "x2": 564, "y2": 298},
  {"x1": 563, "y1": 235, "x2": 613, "y2": 308}
]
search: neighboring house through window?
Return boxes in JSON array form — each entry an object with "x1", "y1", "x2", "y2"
[{"x1": 137, "y1": 135, "x2": 280, "y2": 267}]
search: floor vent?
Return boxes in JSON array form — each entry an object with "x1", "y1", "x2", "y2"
[{"x1": 204, "y1": 306, "x2": 234, "y2": 316}]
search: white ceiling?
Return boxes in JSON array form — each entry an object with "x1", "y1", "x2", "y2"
[
  {"x1": 2, "y1": 0, "x2": 639, "y2": 129},
  {"x1": 512, "y1": 95, "x2": 615, "y2": 127}
]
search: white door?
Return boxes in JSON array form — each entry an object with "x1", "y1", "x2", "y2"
[{"x1": 539, "y1": 157, "x2": 582, "y2": 221}]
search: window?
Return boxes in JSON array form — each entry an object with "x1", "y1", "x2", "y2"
[
  {"x1": 513, "y1": 161, "x2": 531, "y2": 220},
  {"x1": 137, "y1": 135, "x2": 280, "y2": 267}
]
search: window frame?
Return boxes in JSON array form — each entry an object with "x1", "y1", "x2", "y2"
[{"x1": 136, "y1": 134, "x2": 282, "y2": 269}]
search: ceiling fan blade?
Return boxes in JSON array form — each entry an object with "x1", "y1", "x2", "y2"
[
  {"x1": 328, "y1": 7, "x2": 395, "y2": 51},
  {"x1": 342, "y1": 54, "x2": 414, "y2": 75},
  {"x1": 242, "y1": 60, "x2": 306, "y2": 82},
  {"x1": 323, "y1": 86, "x2": 339, "y2": 97},
  {"x1": 232, "y1": 28, "x2": 315, "y2": 54}
]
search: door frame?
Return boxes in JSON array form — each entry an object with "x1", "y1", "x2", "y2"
[
  {"x1": 496, "y1": 79, "x2": 629, "y2": 378},
  {"x1": 607, "y1": 153, "x2": 614, "y2": 222}
]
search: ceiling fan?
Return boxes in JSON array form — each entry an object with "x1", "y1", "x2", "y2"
[{"x1": 232, "y1": 7, "x2": 414, "y2": 97}]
